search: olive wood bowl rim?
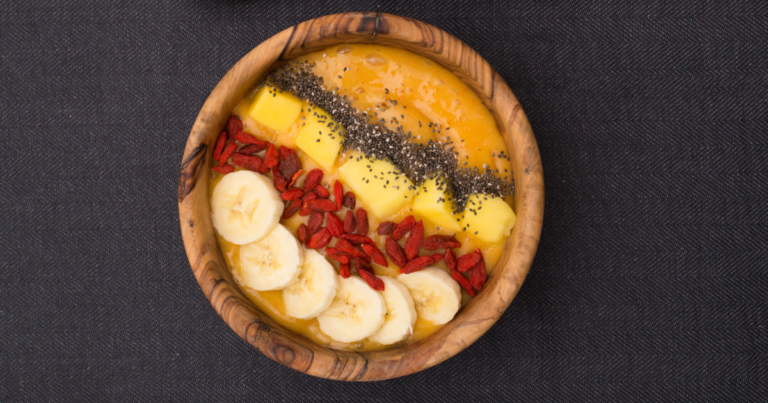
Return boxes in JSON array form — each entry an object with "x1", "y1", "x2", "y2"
[{"x1": 178, "y1": 12, "x2": 544, "y2": 381}]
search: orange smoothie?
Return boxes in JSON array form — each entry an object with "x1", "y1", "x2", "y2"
[{"x1": 209, "y1": 44, "x2": 514, "y2": 351}]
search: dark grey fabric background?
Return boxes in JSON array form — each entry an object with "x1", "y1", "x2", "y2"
[{"x1": 2, "y1": 1, "x2": 767, "y2": 401}]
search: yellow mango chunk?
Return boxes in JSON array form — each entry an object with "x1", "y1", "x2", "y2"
[
  {"x1": 247, "y1": 85, "x2": 302, "y2": 133},
  {"x1": 338, "y1": 153, "x2": 413, "y2": 219},
  {"x1": 461, "y1": 194, "x2": 516, "y2": 243},
  {"x1": 294, "y1": 106, "x2": 345, "y2": 170},
  {"x1": 412, "y1": 178, "x2": 462, "y2": 233}
]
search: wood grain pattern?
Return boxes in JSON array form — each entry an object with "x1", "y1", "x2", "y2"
[{"x1": 178, "y1": 12, "x2": 544, "y2": 381}]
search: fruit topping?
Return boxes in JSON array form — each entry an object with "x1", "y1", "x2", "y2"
[
  {"x1": 355, "y1": 208, "x2": 369, "y2": 235},
  {"x1": 283, "y1": 249, "x2": 339, "y2": 320},
  {"x1": 231, "y1": 153, "x2": 269, "y2": 174},
  {"x1": 211, "y1": 170, "x2": 283, "y2": 245},
  {"x1": 213, "y1": 131, "x2": 227, "y2": 161},
  {"x1": 385, "y1": 237, "x2": 407, "y2": 268},
  {"x1": 247, "y1": 85, "x2": 302, "y2": 133},
  {"x1": 325, "y1": 213, "x2": 345, "y2": 238},
  {"x1": 333, "y1": 181, "x2": 344, "y2": 211},
  {"x1": 397, "y1": 268, "x2": 461, "y2": 325},
  {"x1": 295, "y1": 106, "x2": 345, "y2": 170},
  {"x1": 461, "y1": 193, "x2": 516, "y2": 243},
  {"x1": 412, "y1": 178, "x2": 462, "y2": 233},
  {"x1": 343, "y1": 210, "x2": 356, "y2": 234},
  {"x1": 423, "y1": 235, "x2": 461, "y2": 250},
  {"x1": 392, "y1": 215, "x2": 416, "y2": 241},
  {"x1": 337, "y1": 153, "x2": 413, "y2": 219},
  {"x1": 404, "y1": 220, "x2": 424, "y2": 261},
  {"x1": 225, "y1": 115, "x2": 242, "y2": 141},
  {"x1": 376, "y1": 221, "x2": 397, "y2": 236}
]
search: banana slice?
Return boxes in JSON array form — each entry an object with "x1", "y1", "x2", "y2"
[
  {"x1": 238, "y1": 224, "x2": 303, "y2": 291},
  {"x1": 212, "y1": 170, "x2": 283, "y2": 245},
  {"x1": 283, "y1": 250, "x2": 339, "y2": 320},
  {"x1": 397, "y1": 267, "x2": 461, "y2": 325},
  {"x1": 369, "y1": 276, "x2": 417, "y2": 345},
  {"x1": 317, "y1": 276, "x2": 386, "y2": 343}
]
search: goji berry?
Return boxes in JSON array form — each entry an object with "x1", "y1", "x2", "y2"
[
  {"x1": 392, "y1": 215, "x2": 416, "y2": 241},
  {"x1": 353, "y1": 257, "x2": 373, "y2": 274},
  {"x1": 236, "y1": 131, "x2": 268, "y2": 148},
  {"x1": 238, "y1": 143, "x2": 267, "y2": 155},
  {"x1": 313, "y1": 185, "x2": 330, "y2": 199},
  {"x1": 280, "y1": 188, "x2": 304, "y2": 201},
  {"x1": 326, "y1": 213, "x2": 345, "y2": 238},
  {"x1": 219, "y1": 142, "x2": 237, "y2": 165},
  {"x1": 335, "y1": 239, "x2": 370, "y2": 262},
  {"x1": 213, "y1": 131, "x2": 227, "y2": 161},
  {"x1": 305, "y1": 199, "x2": 337, "y2": 212},
  {"x1": 468, "y1": 258, "x2": 486, "y2": 291},
  {"x1": 385, "y1": 237, "x2": 407, "y2": 268},
  {"x1": 356, "y1": 208, "x2": 369, "y2": 235},
  {"x1": 376, "y1": 221, "x2": 397, "y2": 236},
  {"x1": 282, "y1": 199, "x2": 301, "y2": 219},
  {"x1": 444, "y1": 249, "x2": 457, "y2": 272},
  {"x1": 342, "y1": 191, "x2": 356, "y2": 210},
  {"x1": 451, "y1": 270, "x2": 475, "y2": 297},
  {"x1": 302, "y1": 169, "x2": 324, "y2": 192},
  {"x1": 300, "y1": 192, "x2": 319, "y2": 216},
  {"x1": 231, "y1": 153, "x2": 269, "y2": 174},
  {"x1": 306, "y1": 228, "x2": 331, "y2": 249},
  {"x1": 297, "y1": 224, "x2": 309, "y2": 244},
  {"x1": 325, "y1": 247, "x2": 351, "y2": 264},
  {"x1": 333, "y1": 181, "x2": 343, "y2": 211},
  {"x1": 272, "y1": 166, "x2": 288, "y2": 192},
  {"x1": 340, "y1": 233, "x2": 375, "y2": 245},
  {"x1": 226, "y1": 116, "x2": 241, "y2": 141},
  {"x1": 343, "y1": 210, "x2": 356, "y2": 234},
  {"x1": 339, "y1": 263, "x2": 351, "y2": 278},
  {"x1": 307, "y1": 211, "x2": 324, "y2": 235},
  {"x1": 456, "y1": 252, "x2": 481, "y2": 273},
  {"x1": 264, "y1": 143, "x2": 279, "y2": 168},
  {"x1": 404, "y1": 220, "x2": 424, "y2": 261},
  {"x1": 359, "y1": 269, "x2": 384, "y2": 291},
  {"x1": 301, "y1": 192, "x2": 319, "y2": 203},
  {"x1": 278, "y1": 146, "x2": 301, "y2": 181},
  {"x1": 289, "y1": 169, "x2": 303, "y2": 188},
  {"x1": 400, "y1": 256, "x2": 433, "y2": 274},
  {"x1": 430, "y1": 253, "x2": 443, "y2": 264},
  {"x1": 423, "y1": 235, "x2": 461, "y2": 250},
  {"x1": 212, "y1": 164, "x2": 234, "y2": 174},
  {"x1": 361, "y1": 244, "x2": 388, "y2": 267}
]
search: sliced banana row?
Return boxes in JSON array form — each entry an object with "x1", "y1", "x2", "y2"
[
  {"x1": 318, "y1": 267, "x2": 461, "y2": 344},
  {"x1": 212, "y1": 171, "x2": 463, "y2": 346}
]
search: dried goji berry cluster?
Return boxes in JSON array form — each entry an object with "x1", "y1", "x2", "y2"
[
  {"x1": 379, "y1": 217, "x2": 486, "y2": 296},
  {"x1": 213, "y1": 115, "x2": 486, "y2": 295}
]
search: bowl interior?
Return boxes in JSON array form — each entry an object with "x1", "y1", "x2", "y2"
[{"x1": 178, "y1": 12, "x2": 544, "y2": 381}]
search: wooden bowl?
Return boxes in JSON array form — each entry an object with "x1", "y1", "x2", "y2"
[{"x1": 178, "y1": 12, "x2": 544, "y2": 381}]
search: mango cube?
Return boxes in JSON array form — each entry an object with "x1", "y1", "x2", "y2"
[
  {"x1": 461, "y1": 194, "x2": 516, "y2": 243},
  {"x1": 412, "y1": 178, "x2": 462, "y2": 233},
  {"x1": 338, "y1": 154, "x2": 413, "y2": 219},
  {"x1": 294, "y1": 106, "x2": 345, "y2": 170},
  {"x1": 247, "y1": 85, "x2": 302, "y2": 133}
]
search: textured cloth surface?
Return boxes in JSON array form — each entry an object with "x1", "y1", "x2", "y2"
[{"x1": 2, "y1": 1, "x2": 767, "y2": 401}]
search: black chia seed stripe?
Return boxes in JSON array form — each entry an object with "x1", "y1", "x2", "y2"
[{"x1": 265, "y1": 61, "x2": 514, "y2": 212}]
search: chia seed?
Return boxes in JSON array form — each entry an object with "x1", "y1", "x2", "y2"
[{"x1": 265, "y1": 61, "x2": 514, "y2": 212}]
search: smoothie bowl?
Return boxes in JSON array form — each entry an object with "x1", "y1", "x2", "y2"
[{"x1": 178, "y1": 12, "x2": 543, "y2": 381}]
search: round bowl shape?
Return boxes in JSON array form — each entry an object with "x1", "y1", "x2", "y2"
[{"x1": 178, "y1": 12, "x2": 544, "y2": 381}]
